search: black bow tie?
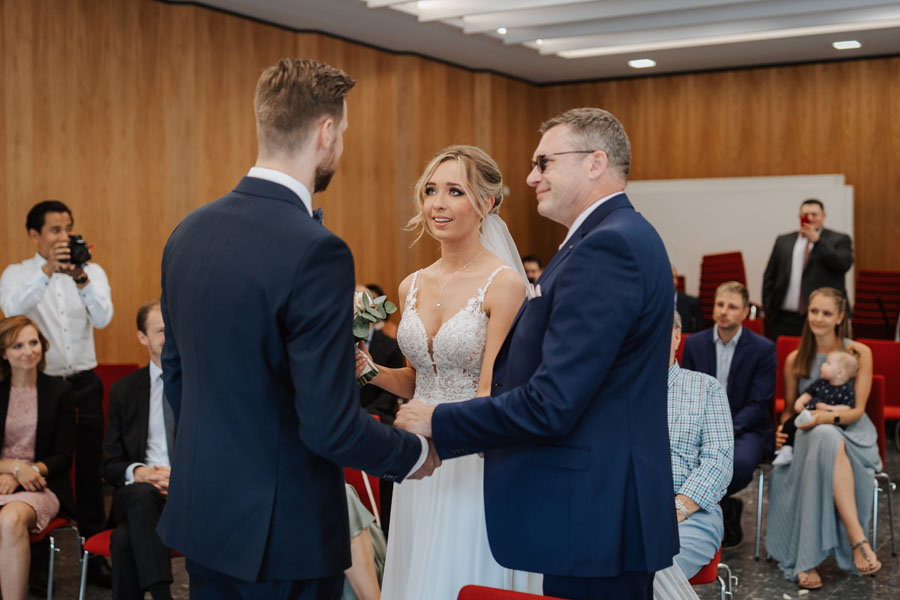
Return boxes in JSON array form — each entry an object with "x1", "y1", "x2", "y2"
[{"x1": 312, "y1": 208, "x2": 324, "y2": 225}]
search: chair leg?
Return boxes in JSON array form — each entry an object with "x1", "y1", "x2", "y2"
[
  {"x1": 717, "y1": 562, "x2": 737, "y2": 594},
  {"x1": 873, "y1": 476, "x2": 880, "y2": 550},
  {"x1": 78, "y1": 550, "x2": 90, "y2": 600},
  {"x1": 755, "y1": 469, "x2": 764, "y2": 560},
  {"x1": 876, "y1": 472, "x2": 897, "y2": 556},
  {"x1": 717, "y1": 575, "x2": 727, "y2": 600},
  {"x1": 46, "y1": 534, "x2": 56, "y2": 600}
]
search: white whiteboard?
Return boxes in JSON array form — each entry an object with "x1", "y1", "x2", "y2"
[{"x1": 626, "y1": 175, "x2": 854, "y2": 305}]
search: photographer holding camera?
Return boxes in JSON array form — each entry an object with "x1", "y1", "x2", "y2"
[{"x1": 0, "y1": 200, "x2": 114, "y2": 588}]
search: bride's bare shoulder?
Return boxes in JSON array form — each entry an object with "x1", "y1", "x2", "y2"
[{"x1": 485, "y1": 267, "x2": 526, "y2": 302}]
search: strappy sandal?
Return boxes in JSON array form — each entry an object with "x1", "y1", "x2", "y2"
[
  {"x1": 797, "y1": 569, "x2": 823, "y2": 590},
  {"x1": 851, "y1": 538, "x2": 882, "y2": 575}
]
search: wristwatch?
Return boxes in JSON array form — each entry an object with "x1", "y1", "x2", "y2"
[
  {"x1": 675, "y1": 497, "x2": 690, "y2": 520},
  {"x1": 73, "y1": 274, "x2": 88, "y2": 285},
  {"x1": 834, "y1": 414, "x2": 841, "y2": 424}
]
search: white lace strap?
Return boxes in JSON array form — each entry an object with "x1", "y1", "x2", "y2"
[
  {"x1": 473, "y1": 266, "x2": 511, "y2": 309},
  {"x1": 405, "y1": 270, "x2": 422, "y2": 310}
]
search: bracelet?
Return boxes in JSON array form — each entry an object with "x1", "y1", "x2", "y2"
[{"x1": 675, "y1": 497, "x2": 690, "y2": 520}]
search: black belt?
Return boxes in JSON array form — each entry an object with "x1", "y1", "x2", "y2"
[{"x1": 60, "y1": 369, "x2": 96, "y2": 382}]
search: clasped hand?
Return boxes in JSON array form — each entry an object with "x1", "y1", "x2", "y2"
[
  {"x1": 2, "y1": 462, "x2": 47, "y2": 493},
  {"x1": 134, "y1": 465, "x2": 171, "y2": 494}
]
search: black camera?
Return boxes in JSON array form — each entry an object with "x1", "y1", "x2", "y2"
[{"x1": 65, "y1": 234, "x2": 92, "y2": 268}]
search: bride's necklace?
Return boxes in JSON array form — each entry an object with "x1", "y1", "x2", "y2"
[{"x1": 435, "y1": 249, "x2": 485, "y2": 307}]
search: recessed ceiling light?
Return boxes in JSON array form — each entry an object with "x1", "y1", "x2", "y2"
[
  {"x1": 535, "y1": 39, "x2": 543, "y2": 46},
  {"x1": 833, "y1": 40, "x2": 861, "y2": 50},
  {"x1": 416, "y1": 1, "x2": 438, "y2": 9},
  {"x1": 628, "y1": 58, "x2": 656, "y2": 69},
  {"x1": 496, "y1": 27, "x2": 507, "y2": 35}
]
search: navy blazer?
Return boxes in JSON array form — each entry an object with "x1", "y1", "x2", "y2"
[
  {"x1": 432, "y1": 194, "x2": 679, "y2": 577},
  {"x1": 0, "y1": 374, "x2": 76, "y2": 518},
  {"x1": 681, "y1": 326, "x2": 776, "y2": 452},
  {"x1": 157, "y1": 176, "x2": 423, "y2": 582}
]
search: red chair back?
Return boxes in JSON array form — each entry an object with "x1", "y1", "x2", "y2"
[
  {"x1": 344, "y1": 467, "x2": 381, "y2": 518},
  {"x1": 865, "y1": 375, "x2": 887, "y2": 466},
  {"x1": 675, "y1": 333, "x2": 689, "y2": 363},
  {"x1": 744, "y1": 318, "x2": 764, "y2": 335},
  {"x1": 95, "y1": 363, "x2": 141, "y2": 433},
  {"x1": 858, "y1": 339, "x2": 900, "y2": 409},
  {"x1": 458, "y1": 585, "x2": 564, "y2": 599},
  {"x1": 774, "y1": 336, "x2": 801, "y2": 414},
  {"x1": 853, "y1": 270, "x2": 900, "y2": 340},
  {"x1": 688, "y1": 545, "x2": 722, "y2": 585},
  {"x1": 699, "y1": 252, "x2": 746, "y2": 323}
]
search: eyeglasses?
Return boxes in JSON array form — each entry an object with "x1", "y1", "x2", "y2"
[{"x1": 530, "y1": 150, "x2": 596, "y2": 173}]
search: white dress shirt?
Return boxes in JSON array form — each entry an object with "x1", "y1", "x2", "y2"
[
  {"x1": 713, "y1": 325, "x2": 742, "y2": 390},
  {"x1": 247, "y1": 167, "x2": 313, "y2": 217},
  {"x1": 248, "y1": 167, "x2": 431, "y2": 476},
  {"x1": 560, "y1": 191, "x2": 625, "y2": 248},
  {"x1": 781, "y1": 233, "x2": 816, "y2": 312},
  {"x1": 125, "y1": 362, "x2": 171, "y2": 484},
  {"x1": 0, "y1": 253, "x2": 113, "y2": 376}
]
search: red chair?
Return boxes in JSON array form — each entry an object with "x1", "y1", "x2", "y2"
[
  {"x1": 688, "y1": 545, "x2": 735, "y2": 599},
  {"x1": 458, "y1": 585, "x2": 564, "y2": 599},
  {"x1": 864, "y1": 375, "x2": 897, "y2": 556},
  {"x1": 858, "y1": 339, "x2": 900, "y2": 451},
  {"x1": 853, "y1": 270, "x2": 900, "y2": 340},
  {"x1": 77, "y1": 529, "x2": 181, "y2": 600},
  {"x1": 698, "y1": 252, "x2": 747, "y2": 324},
  {"x1": 773, "y1": 336, "x2": 802, "y2": 414},
  {"x1": 344, "y1": 467, "x2": 381, "y2": 527},
  {"x1": 675, "y1": 333, "x2": 689, "y2": 363},
  {"x1": 94, "y1": 363, "x2": 141, "y2": 433},
  {"x1": 743, "y1": 318, "x2": 764, "y2": 335}
]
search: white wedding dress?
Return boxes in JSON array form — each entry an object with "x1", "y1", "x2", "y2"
[{"x1": 381, "y1": 266, "x2": 542, "y2": 600}]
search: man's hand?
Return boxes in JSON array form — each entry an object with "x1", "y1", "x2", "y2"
[
  {"x1": 395, "y1": 399, "x2": 435, "y2": 437},
  {"x1": 134, "y1": 465, "x2": 171, "y2": 494},
  {"x1": 0, "y1": 473, "x2": 19, "y2": 495},
  {"x1": 13, "y1": 461, "x2": 47, "y2": 491},
  {"x1": 408, "y1": 439, "x2": 441, "y2": 480},
  {"x1": 799, "y1": 222, "x2": 820, "y2": 243},
  {"x1": 42, "y1": 240, "x2": 73, "y2": 277}
]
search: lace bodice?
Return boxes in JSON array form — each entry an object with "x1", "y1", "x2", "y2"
[{"x1": 397, "y1": 266, "x2": 509, "y2": 405}]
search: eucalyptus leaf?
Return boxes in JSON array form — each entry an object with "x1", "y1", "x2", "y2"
[
  {"x1": 353, "y1": 322, "x2": 370, "y2": 339},
  {"x1": 384, "y1": 301, "x2": 397, "y2": 314},
  {"x1": 366, "y1": 306, "x2": 381, "y2": 318},
  {"x1": 373, "y1": 295, "x2": 387, "y2": 304},
  {"x1": 361, "y1": 312, "x2": 377, "y2": 322},
  {"x1": 374, "y1": 305, "x2": 387, "y2": 319}
]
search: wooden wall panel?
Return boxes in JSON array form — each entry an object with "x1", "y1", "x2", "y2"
[{"x1": 2, "y1": 0, "x2": 896, "y2": 363}]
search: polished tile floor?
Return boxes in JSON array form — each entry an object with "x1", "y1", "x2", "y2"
[{"x1": 33, "y1": 437, "x2": 900, "y2": 599}]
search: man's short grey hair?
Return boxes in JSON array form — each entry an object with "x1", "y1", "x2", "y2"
[
  {"x1": 540, "y1": 108, "x2": 631, "y2": 182},
  {"x1": 673, "y1": 308, "x2": 682, "y2": 331}
]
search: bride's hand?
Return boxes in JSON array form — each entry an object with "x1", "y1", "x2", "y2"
[{"x1": 355, "y1": 342, "x2": 377, "y2": 378}]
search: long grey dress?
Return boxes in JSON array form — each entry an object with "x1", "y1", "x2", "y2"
[{"x1": 766, "y1": 348, "x2": 882, "y2": 578}]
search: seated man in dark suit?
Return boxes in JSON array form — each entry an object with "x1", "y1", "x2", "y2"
[
  {"x1": 102, "y1": 299, "x2": 174, "y2": 600},
  {"x1": 682, "y1": 281, "x2": 776, "y2": 547},
  {"x1": 672, "y1": 263, "x2": 704, "y2": 333}
]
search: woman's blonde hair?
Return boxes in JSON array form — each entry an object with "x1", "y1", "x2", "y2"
[
  {"x1": 406, "y1": 145, "x2": 503, "y2": 244},
  {"x1": 793, "y1": 287, "x2": 852, "y2": 379}
]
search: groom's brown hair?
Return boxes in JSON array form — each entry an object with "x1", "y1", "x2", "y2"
[{"x1": 254, "y1": 58, "x2": 355, "y2": 155}]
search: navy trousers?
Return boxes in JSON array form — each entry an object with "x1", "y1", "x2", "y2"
[
  {"x1": 544, "y1": 571, "x2": 654, "y2": 600},
  {"x1": 186, "y1": 560, "x2": 343, "y2": 600}
]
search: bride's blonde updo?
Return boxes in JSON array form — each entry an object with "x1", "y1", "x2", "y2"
[{"x1": 407, "y1": 145, "x2": 503, "y2": 244}]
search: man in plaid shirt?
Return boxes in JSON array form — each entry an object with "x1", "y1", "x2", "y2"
[{"x1": 659, "y1": 309, "x2": 734, "y2": 590}]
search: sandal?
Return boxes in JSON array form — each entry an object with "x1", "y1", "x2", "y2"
[
  {"x1": 797, "y1": 569, "x2": 823, "y2": 590},
  {"x1": 851, "y1": 538, "x2": 882, "y2": 575}
]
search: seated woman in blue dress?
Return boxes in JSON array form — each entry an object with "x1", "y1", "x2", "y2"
[{"x1": 768, "y1": 287, "x2": 881, "y2": 590}]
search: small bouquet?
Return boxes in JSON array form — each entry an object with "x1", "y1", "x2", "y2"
[{"x1": 353, "y1": 290, "x2": 397, "y2": 387}]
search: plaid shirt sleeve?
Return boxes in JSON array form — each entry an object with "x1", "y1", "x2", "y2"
[{"x1": 676, "y1": 372, "x2": 734, "y2": 512}]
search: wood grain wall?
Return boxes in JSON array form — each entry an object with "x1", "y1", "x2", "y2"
[{"x1": 2, "y1": 0, "x2": 897, "y2": 363}]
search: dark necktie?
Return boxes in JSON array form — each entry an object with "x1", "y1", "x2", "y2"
[
  {"x1": 798, "y1": 240, "x2": 813, "y2": 313},
  {"x1": 161, "y1": 382, "x2": 176, "y2": 462},
  {"x1": 312, "y1": 208, "x2": 324, "y2": 225}
]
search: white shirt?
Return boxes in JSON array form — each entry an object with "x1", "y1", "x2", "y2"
[
  {"x1": 0, "y1": 253, "x2": 113, "y2": 376},
  {"x1": 713, "y1": 325, "x2": 743, "y2": 390},
  {"x1": 125, "y1": 362, "x2": 171, "y2": 484},
  {"x1": 781, "y1": 232, "x2": 816, "y2": 312},
  {"x1": 560, "y1": 191, "x2": 625, "y2": 249},
  {"x1": 247, "y1": 167, "x2": 313, "y2": 217},
  {"x1": 247, "y1": 168, "x2": 432, "y2": 475}
]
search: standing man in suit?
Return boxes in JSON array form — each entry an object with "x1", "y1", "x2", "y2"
[
  {"x1": 102, "y1": 299, "x2": 175, "y2": 600},
  {"x1": 681, "y1": 281, "x2": 776, "y2": 546},
  {"x1": 762, "y1": 199, "x2": 853, "y2": 339},
  {"x1": 673, "y1": 263, "x2": 704, "y2": 333},
  {"x1": 396, "y1": 108, "x2": 678, "y2": 600},
  {"x1": 157, "y1": 58, "x2": 435, "y2": 598}
]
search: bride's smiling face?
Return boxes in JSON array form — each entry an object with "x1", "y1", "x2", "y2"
[{"x1": 423, "y1": 160, "x2": 484, "y2": 240}]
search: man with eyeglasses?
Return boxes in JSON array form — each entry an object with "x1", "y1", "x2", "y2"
[{"x1": 396, "y1": 108, "x2": 677, "y2": 600}]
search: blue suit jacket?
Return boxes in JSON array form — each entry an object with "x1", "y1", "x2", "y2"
[
  {"x1": 432, "y1": 194, "x2": 679, "y2": 577},
  {"x1": 681, "y1": 326, "x2": 776, "y2": 452},
  {"x1": 157, "y1": 177, "x2": 422, "y2": 582}
]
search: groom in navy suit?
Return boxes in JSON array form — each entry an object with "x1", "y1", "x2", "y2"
[
  {"x1": 157, "y1": 59, "x2": 434, "y2": 599},
  {"x1": 397, "y1": 108, "x2": 679, "y2": 599}
]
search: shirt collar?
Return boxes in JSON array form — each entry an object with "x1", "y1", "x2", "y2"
[
  {"x1": 668, "y1": 362, "x2": 680, "y2": 387},
  {"x1": 713, "y1": 325, "x2": 742, "y2": 347},
  {"x1": 32, "y1": 252, "x2": 48, "y2": 266},
  {"x1": 247, "y1": 167, "x2": 313, "y2": 217},
  {"x1": 149, "y1": 361, "x2": 163, "y2": 383},
  {"x1": 560, "y1": 191, "x2": 625, "y2": 248}
]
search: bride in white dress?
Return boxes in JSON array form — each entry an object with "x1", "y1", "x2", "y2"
[{"x1": 359, "y1": 146, "x2": 542, "y2": 600}]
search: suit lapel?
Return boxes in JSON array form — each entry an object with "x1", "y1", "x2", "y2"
[
  {"x1": 727, "y1": 330, "x2": 750, "y2": 400},
  {"x1": 135, "y1": 374, "x2": 151, "y2": 459}
]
